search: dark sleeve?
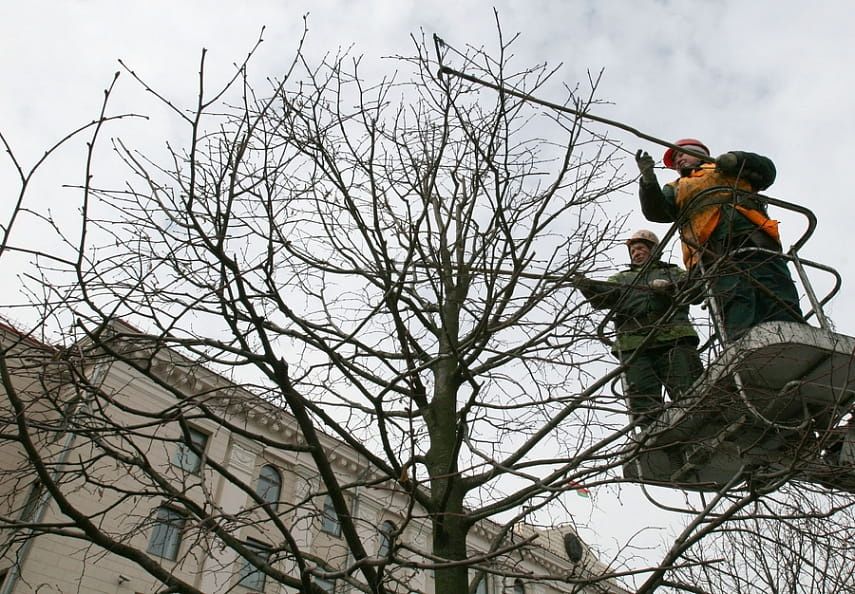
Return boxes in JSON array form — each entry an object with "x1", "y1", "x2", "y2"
[
  {"x1": 575, "y1": 277, "x2": 623, "y2": 310},
  {"x1": 639, "y1": 179, "x2": 678, "y2": 223},
  {"x1": 672, "y1": 267, "x2": 705, "y2": 305},
  {"x1": 729, "y1": 151, "x2": 776, "y2": 191}
]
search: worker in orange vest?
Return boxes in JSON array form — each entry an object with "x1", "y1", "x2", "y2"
[{"x1": 635, "y1": 139, "x2": 804, "y2": 341}]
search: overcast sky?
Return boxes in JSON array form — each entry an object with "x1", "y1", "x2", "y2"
[{"x1": 3, "y1": 0, "x2": 855, "y2": 585}]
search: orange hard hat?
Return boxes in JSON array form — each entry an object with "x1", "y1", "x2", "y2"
[{"x1": 663, "y1": 138, "x2": 710, "y2": 169}]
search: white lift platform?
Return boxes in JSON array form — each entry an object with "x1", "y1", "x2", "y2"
[{"x1": 623, "y1": 321, "x2": 855, "y2": 492}]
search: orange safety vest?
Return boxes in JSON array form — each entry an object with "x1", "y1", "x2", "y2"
[{"x1": 668, "y1": 164, "x2": 781, "y2": 268}]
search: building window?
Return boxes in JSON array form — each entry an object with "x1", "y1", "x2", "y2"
[
  {"x1": 20, "y1": 480, "x2": 43, "y2": 521},
  {"x1": 172, "y1": 427, "x2": 208, "y2": 474},
  {"x1": 147, "y1": 506, "x2": 185, "y2": 560},
  {"x1": 314, "y1": 577, "x2": 336, "y2": 593},
  {"x1": 473, "y1": 573, "x2": 488, "y2": 594},
  {"x1": 255, "y1": 465, "x2": 281, "y2": 509},
  {"x1": 378, "y1": 520, "x2": 396, "y2": 557},
  {"x1": 563, "y1": 532, "x2": 584, "y2": 563},
  {"x1": 513, "y1": 579, "x2": 525, "y2": 594},
  {"x1": 321, "y1": 495, "x2": 341, "y2": 536},
  {"x1": 238, "y1": 538, "x2": 272, "y2": 591}
]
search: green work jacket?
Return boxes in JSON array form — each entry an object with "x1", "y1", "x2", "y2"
[{"x1": 578, "y1": 261, "x2": 699, "y2": 353}]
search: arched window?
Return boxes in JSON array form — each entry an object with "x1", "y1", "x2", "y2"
[
  {"x1": 255, "y1": 465, "x2": 281, "y2": 509},
  {"x1": 513, "y1": 579, "x2": 525, "y2": 594},
  {"x1": 378, "y1": 520, "x2": 396, "y2": 557}
]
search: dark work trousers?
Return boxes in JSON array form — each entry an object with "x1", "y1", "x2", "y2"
[
  {"x1": 710, "y1": 250, "x2": 804, "y2": 341},
  {"x1": 621, "y1": 338, "x2": 704, "y2": 425}
]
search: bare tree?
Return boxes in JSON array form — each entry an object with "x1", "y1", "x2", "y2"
[
  {"x1": 666, "y1": 486, "x2": 855, "y2": 593},
  {"x1": 0, "y1": 26, "x2": 629, "y2": 594},
  {"x1": 2, "y1": 22, "x2": 854, "y2": 594}
]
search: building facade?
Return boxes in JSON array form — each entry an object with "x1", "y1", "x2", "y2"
[{"x1": 0, "y1": 321, "x2": 628, "y2": 594}]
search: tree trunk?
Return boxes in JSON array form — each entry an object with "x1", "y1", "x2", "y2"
[
  {"x1": 431, "y1": 487, "x2": 470, "y2": 594},
  {"x1": 426, "y1": 329, "x2": 470, "y2": 593}
]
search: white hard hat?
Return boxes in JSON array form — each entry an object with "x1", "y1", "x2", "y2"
[{"x1": 625, "y1": 229, "x2": 659, "y2": 247}]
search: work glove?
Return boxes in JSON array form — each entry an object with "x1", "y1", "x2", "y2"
[
  {"x1": 649, "y1": 279, "x2": 674, "y2": 294},
  {"x1": 715, "y1": 152, "x2": 739, "y2": 175},
  {"x1": 570, "y1": 273, "x2": 587, "y2": 287},
  {"x1": 635, "y1": 150, "x2": 657, "y2": 184}
]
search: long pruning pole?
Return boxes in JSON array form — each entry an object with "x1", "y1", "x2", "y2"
[{"x1": 432, "y1": 35, "x2": 714, "y2": 165}]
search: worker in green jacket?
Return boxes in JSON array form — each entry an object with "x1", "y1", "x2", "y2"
[
  {"x1": 635, "y1": 138, "x2": 804, "y2": 341},
  {"x1": 575, "y1": 230, "x2": 703, "y2": 428}
]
